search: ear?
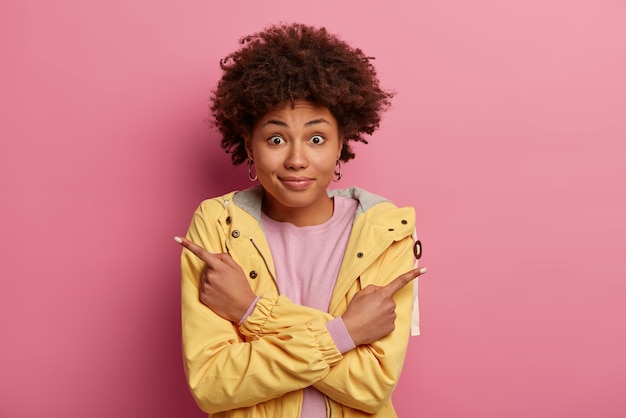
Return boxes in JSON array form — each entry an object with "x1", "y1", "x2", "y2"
[
  {"x1": 244, "y1": 135, "x2": 253, "y2": 160},
  {"x1": 336, "y1": 138, "x2": 344, "y2": 160}
]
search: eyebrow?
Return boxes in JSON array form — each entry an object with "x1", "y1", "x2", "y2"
[{"x1": 261, "y1": 118, "x2": 332, "y2": 128}]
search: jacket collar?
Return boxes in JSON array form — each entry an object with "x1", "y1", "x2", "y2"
[{"x1": 231, "y1": 185, "x2": 391, "y2": 225}]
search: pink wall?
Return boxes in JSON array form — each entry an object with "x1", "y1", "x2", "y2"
[{"x1": 1, "y1": 1, "x2": 625, "y2": 417}]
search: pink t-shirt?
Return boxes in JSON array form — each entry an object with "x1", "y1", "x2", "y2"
[{"x1": 261, "y1": 195, "x2": 358, "y2": 417}]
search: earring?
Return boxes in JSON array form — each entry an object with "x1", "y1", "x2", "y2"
[
  {"x1": 333, "y1": 160, "x2": 342, "y2": 182},
  {"x1": 247, "y1": 159, "x2": 258, "y2": 181}
]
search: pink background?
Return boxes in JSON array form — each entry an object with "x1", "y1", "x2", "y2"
[{"x1": 1, "y1": 1, "x2": 625, "y2": 417}]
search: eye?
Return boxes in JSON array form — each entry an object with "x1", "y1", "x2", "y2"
[
  {"x1": 268, "y1": 136, "x2": 285, "y2": 145},
  {"x1": 310, "y1": 135, "x2": 325, "y2": 145}
]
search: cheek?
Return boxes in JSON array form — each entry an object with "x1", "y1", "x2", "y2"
[
  {"x1": 318, "y1": 155, "x2": 338, "y2": 176},
  {"x1": 253, "y1": 152, "x2": 280, "y2": 174}
]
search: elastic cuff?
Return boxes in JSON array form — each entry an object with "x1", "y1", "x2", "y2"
[
  {"x1": 239, "y1": 292, "x2": 277, "y2": 338},
  {"x1": 307, "y1": 317, "x2": 343, "y2": 367}
]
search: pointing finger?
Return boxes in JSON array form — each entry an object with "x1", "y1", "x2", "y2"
[
  {"x1": 382, "y1": 267, "x2": 427, "y2": 296},
  {"x1": 174, "y1": 236, "x2": 218, "y2": 265}
]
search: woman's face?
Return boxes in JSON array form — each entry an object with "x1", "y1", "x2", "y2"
[{"x1": 245, "y1": 100, "x2": 342, "y2": 226}]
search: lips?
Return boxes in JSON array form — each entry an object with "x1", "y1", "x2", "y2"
[{"x1": 279, "y1": 176, "x2": 314, "y2": 190}]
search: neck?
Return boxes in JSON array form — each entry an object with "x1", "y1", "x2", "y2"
[{"x1": 262, "y1": 195, "x2": 334, "y2": 227}]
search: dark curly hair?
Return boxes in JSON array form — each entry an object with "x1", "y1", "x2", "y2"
[{"x1": 210, "y1": 23, "x2": 394, "y2": 165}]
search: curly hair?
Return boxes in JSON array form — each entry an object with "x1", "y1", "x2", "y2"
[{"x1": 210, "y1": 23, "x2": 394, "y2": 165}]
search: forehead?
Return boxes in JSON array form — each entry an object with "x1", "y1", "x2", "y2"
[{"x1": 255, "y1": 100, "x2": 337, "y2": 128}]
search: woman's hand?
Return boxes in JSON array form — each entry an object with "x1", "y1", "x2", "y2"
[
  {"x1": 176, "y1": 236, "x2": 257, "y2": 323},
  {"x1": 342, "y1": 267, "x2": 427, "y2": 346}
]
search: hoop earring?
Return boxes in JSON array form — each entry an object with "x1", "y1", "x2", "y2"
[
  {"x1": 333, "y1": 160, "x2": 342, "y2": 182},
  {"x1": 247, "y1": 159, "x2": 257, "y2": 181}
]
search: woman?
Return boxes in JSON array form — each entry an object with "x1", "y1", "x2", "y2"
[{"x1": 175, "y1": 23, "x2": 426, "y2": 417}]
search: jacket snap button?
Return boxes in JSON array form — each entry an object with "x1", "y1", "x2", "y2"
[
  {"x1": 249, "y1": 271, "x2": 258, "y2": 279},
  {"x1": 357, "y1": 252, "x2": 364, "y2": 258},
  {"x1": 414, "y1": 240, "x2": 422, "y2": 259},
  {"x1": 225, "y1": 216, "x2": 232, "y2": 225},
  {"x1": 401, "y1": 219, "x2": 408, "y2": 225},
  {"x1": 231, "y1": 230, "x2": 240, "y2": 238}
]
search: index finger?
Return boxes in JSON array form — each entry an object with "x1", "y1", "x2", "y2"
[
  {"x1": 174, "y1": 236, "x2": 217, "y2": 264},
  {"x1": 382, "y1": 267, "x2": 427, "y2": 295}
]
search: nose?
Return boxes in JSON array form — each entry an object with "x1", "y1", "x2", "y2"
[{"x1": 285, "y1": 142, "x2": 308, "y2": 170}]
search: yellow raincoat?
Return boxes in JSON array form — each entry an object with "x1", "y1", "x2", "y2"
[{"x1": 181, "y1": 186, "x2": 420, "y2": 417}]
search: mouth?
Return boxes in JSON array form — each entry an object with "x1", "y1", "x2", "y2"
[{"x1": 279, "y1": 176, "x2": 314, "y2": 190}]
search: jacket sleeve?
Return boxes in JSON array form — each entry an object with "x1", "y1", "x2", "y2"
[
  {"x1": 181, "y1": 202, "x2": 343, "y2": 414},
  {"x1": 312, "y1": 235, "x2": 416, "y2": 414}
]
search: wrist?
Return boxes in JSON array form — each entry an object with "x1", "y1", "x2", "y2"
[
  {"x1": 237, "y1": 295, "x2": 260, "y2": 325},
  {"x1": 341, "y1": 315, "x2": 363, "y2": 347}
]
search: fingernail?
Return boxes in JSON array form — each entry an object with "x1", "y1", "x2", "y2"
[
  {"x1": 419, "y1": 267, "x2": 427, "y2": 274},
  {"x1": 174, "y1": 236, "x2": 183, "y2": 244}
]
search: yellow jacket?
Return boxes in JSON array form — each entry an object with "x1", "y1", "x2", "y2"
[{"x1": 181, "y1": 187, "x2": 419, "y2": 417}]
